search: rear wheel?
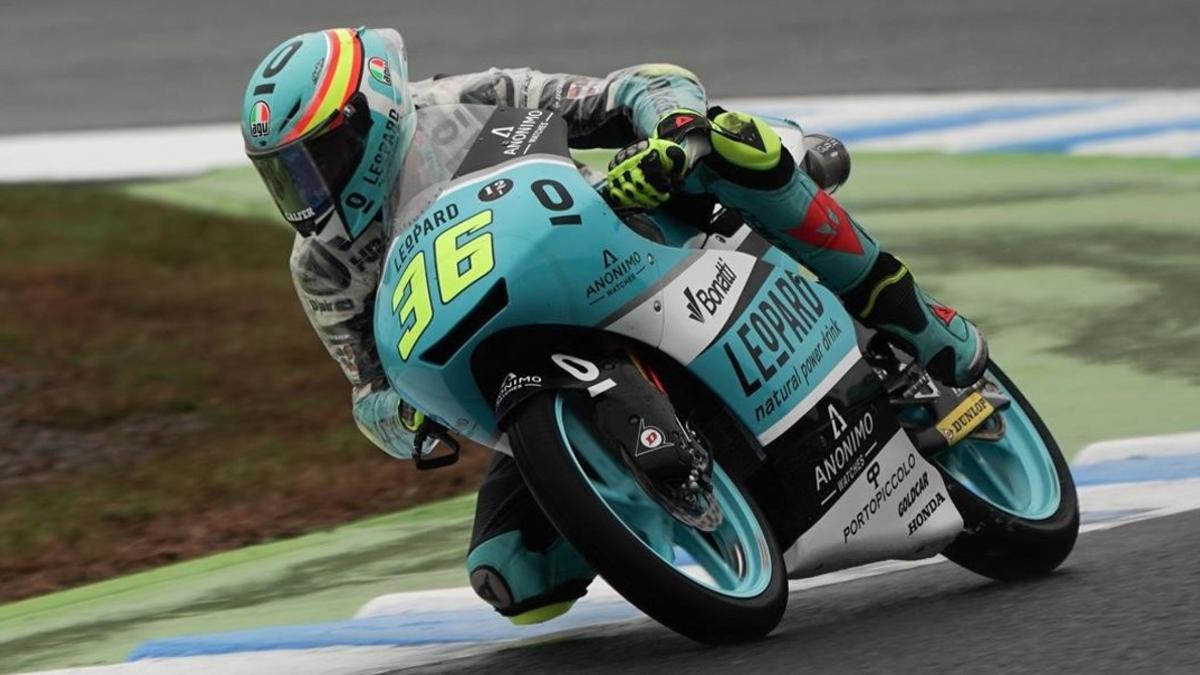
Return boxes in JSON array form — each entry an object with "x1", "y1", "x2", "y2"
[
  {"x1": 507, "y1": 389, "x2": 787, "y2": 644},
  {"x1": 935, "y1": 361, "x2": 1079, "y2": 580}
]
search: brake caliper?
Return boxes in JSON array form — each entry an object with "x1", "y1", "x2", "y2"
[{"x1": 589, "y1": 355, "x2": 722, "y2": 530}]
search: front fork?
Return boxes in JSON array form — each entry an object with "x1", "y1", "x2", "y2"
[{"x1": 587, "y1": 350, "x2": 723, "y2": 532}]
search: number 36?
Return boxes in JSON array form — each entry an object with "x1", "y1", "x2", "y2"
[{"x1": 391, "y1": 209, "x2": 495, "y2": 360}]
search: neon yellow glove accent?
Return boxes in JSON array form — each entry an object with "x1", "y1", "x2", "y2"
[
  {"x1": 606, "y1": 138, "x2": 687, "y2": 209},
  {"x1": 399, "y1": 402, "x2": 425, "y2": 433}
]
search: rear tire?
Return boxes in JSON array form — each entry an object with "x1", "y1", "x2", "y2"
[
  {"x1": 507, "y1": 391, "x2": 788, "y2": 644},
  {"x1": 939, "y1": 362, "x2": 1079, "y2": 580}
]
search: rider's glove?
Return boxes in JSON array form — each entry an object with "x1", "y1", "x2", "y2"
[
  {"x1": 400, "y1": 401, "x2": 444, "y2": 458},
  {"x1": 606, "y1": 137, "x2": 688, "y2": 209},
  {"x1": 352, "y1": 387, "x2": 438, "y2": 460},
  {"x1": 653, "y1": 109, "x2": 711, "y2": 143}
]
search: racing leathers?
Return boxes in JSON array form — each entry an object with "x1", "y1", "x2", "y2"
[
  {"x1": 288, "y1": 62, "x2": 986, "y2": 623},
  {"x1": 289, "y1": 63, "x2": 714, "y2": 462}
]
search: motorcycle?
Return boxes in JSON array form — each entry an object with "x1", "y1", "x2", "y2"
[{"x1": 373, "y1": 104, "x2": 1079, "y2": 644}]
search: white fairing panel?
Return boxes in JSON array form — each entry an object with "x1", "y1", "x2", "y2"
[
  {"x1": 784, "y1": 429, "x2": 964, "y2": 578},
  {"x1": 605, "y1": 250, "x2": 758, "y2": 366}
]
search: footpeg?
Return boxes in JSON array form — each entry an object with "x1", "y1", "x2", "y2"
[{"x1": 904, "y1": 380, "x2": 1006, "y2": 457}]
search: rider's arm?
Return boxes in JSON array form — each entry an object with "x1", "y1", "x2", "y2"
[
  {"x1": 288, "y1": 227, "x2": 424, "y2": 460},
  {"x1": 409, "y1": 64, "x2": 707, "y2": 146}
]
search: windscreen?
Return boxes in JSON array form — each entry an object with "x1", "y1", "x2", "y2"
[{"x1": 384, "y1": 104, "x2": 493, "y2": 239}]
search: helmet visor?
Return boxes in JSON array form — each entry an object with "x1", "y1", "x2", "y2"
[{"x1": 248, "y1": 95, "x2": 371, "y2": 236}]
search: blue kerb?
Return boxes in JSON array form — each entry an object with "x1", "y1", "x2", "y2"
[{"x1": 1070, "y1": 453, "x2": 1200, "y2": 486}]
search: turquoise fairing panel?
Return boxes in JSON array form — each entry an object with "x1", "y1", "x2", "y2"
[
  {"x1": 374, "y1": 156, "x2": 859, "y2": 448},
  {"x1": 375, "y1": 157, "x2": 689, "y2": 444}
]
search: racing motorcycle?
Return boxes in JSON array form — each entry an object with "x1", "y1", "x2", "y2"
[{"x1": 374, "y1": 104, "x2": 1079, "y2": 644}]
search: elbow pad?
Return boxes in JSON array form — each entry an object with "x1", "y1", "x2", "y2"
[{"x1": 800, "y1": 133, "x2": 851, "y2": 193}]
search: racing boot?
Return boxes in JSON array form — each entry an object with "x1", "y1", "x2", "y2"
[
  {"x1": 839, "y1": 251, "x2": 988, "y2": 387},
  {"x1": 684, "y1": 110, "x2": 987, "y2": 387},
  {"x1": 466, "y1": 454, "x2": 596, "y2": 624}
]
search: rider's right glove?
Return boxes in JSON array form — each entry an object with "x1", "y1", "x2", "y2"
[{"x1": 605, "y1": 138, "x2": 688, "y2": 208}]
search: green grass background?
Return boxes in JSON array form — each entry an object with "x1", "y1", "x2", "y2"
[{"x1": 3, "y1": 151, "x2": 1199, "y2": 672}]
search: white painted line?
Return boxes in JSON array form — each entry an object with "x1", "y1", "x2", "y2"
[
  {"x1": 356, "y1": 575, "x2": 627, "y2": 619},
  {"x1": 1075, "y1": 431, "x2": 1200, "y2": 464},
  {"x1": 0, "y1": 124, "x2": 245, "y2": 183},
  {"x1": 4, "y1": 90, "x2": 1200, "y2": 184},
  {"x1": 1072, "y1": 130, "x2": 1200, "y2": 158}
]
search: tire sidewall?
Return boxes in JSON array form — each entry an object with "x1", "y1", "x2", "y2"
[
  {"x1": 939, "y1": 361, "x2": 1080, "y2": 579},
  {"x1": 508, "y1": 391, "x2": 788, "y2": 644}
]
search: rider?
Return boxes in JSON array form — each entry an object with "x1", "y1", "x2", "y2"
[{"x1": 242, "y1": 27, "x2": 987, "y2": 624}]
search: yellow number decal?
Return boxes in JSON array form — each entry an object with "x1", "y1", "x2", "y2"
[
  {"x1": 391, "y1": 251, "x2": 433, "y2": 360},
  {"x1": 433, "y1": 209, "x2": 494, "y2": 303},
  {"x1": 391, "y1": 209, "x2": 497, "y2": 361}
]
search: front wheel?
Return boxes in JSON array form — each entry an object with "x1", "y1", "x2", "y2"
[
  {"x1": 935, "y1": 361, "x2": 1079, "y2": 580},
  {"x1": 507, "y1": 390, "x2": 787, "y2": 644}
]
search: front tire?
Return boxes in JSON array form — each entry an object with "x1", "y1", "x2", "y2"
[
  {"x1": 937, "y1": 361, "x2": 1079, "y2": 580},
  {"x1": 507, "y1": 390, "x2": 788, "y2": 644}
]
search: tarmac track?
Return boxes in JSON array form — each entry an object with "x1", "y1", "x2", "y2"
[
  {"x1": 3, "y1": 2, "x2": 1197, "y2": 673},
  {"x1": 399, "y1": 510, "x2": 1200, "y2": 674},
  {"x1": 1, "y1": 0, "x2": 1198, "y2": 134}
]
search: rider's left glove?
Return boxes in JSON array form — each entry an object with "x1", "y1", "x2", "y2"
[
  {"x1": 353, "y1": 387, "x2": 438, "y2": 460},
  {"x1": 606, "y1": 138, "x2": 688, "y2": 209}
]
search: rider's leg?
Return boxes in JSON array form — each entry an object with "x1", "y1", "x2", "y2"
[
  {"x1": 683, "y1": 111, "x2": 987, "y2": 387},
  {"x1": 466, "y1": 452, "x2": 595, "y2": 624}
]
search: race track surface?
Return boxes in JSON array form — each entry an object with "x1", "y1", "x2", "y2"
[
  {"x1": 4, "y1": 3, "x2": 1197, "y2": 673},
  {"x1": 2, "y1": 0, "x2": 1198, "y2": 134},
  {"x1": 403, "y1": 511, "x2": 1200, "y2": 674}
]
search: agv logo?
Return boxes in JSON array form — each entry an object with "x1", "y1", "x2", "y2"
[{"x1": 249, "y1": 101, "x2": 271, "y2": 138}]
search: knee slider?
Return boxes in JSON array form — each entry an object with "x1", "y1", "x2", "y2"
[
  {"x1": 466, "y1": 532, "x2": 592, "y2": 620},
  {"x1": 469, "y1": 564, "x2": 516, "y2": 612}
]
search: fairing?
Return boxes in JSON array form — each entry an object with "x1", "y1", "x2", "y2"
[{"x1": 372, "y1": 106, "x2": 965, "y2": 575}]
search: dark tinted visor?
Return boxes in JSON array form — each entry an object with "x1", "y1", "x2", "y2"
[{"x1": 248, "y1": 95, "x2": 372, "y2": 236}]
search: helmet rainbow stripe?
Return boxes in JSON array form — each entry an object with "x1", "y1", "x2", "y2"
[{"x1": 282, "y1": 28, "x2": 363, "y2": 144}]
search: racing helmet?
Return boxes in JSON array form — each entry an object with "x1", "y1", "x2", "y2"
[{"x1": 242, "y1": 27, "x2": 415, "y2": 238}]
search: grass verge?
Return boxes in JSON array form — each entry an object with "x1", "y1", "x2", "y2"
[
  {"x1": 0, "y1": 186, "x2": 490, "y2": 607},
  {"x1": 0, "y1": 495, "x2": 475, "y2": 673}
]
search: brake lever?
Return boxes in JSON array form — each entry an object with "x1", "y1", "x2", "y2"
[{"x1": 412, "y1": 419, "x2": 462, "y2": 471}]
